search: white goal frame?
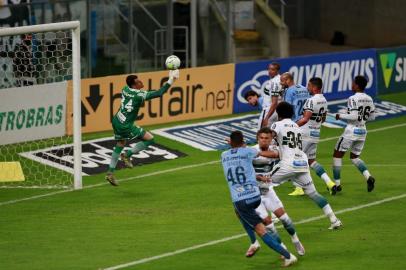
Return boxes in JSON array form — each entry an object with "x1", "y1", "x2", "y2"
[{"x1": 0, "y1": 21, "x2": 82, "y2": 189}]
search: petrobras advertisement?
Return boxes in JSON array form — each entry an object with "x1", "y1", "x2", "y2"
[
  {"x1": 234, "y1": 49, "x2": 378, "y2": 113},
  {"x1": 0, "y1": 82, "x2": 67, "y2": 145}
]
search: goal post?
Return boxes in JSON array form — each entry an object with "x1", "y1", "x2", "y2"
[{"x1": 0, "y1": 21, "x2": 82, "y2": 189}]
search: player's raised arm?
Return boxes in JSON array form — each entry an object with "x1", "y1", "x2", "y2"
[
  {"x1": 336, "y1": 111, "x2": 358, "y2": 121},
  {"x1": 336, "y1": 97, "x2": 358, "y2": 120},
  {"x1": 145, "y1": 69, "x2": 180, "y2": 100}
]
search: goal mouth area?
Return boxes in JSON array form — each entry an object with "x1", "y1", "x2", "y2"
[{"x1": 0, "y1": 21, "x2": 82, "y2": 190}]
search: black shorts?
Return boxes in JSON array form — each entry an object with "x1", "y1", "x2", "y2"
[{"x1": 233, "y1": 196, "x2": 262, "y2": 228}]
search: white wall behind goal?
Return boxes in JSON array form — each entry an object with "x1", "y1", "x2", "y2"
[{"x1": 0, "y1": 82, "x2": 67, "y2": 145}]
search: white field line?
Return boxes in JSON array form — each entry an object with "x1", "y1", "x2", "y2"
[
  {"x1": 2, "y1": 163, "x2": 403, "y2": 191},
  {"x1": 0, "y1": 161, "x2": 219, "y2": 206},
  {"x1": 102, "y1": 193, "x2": 406, "y2": 270},
  {"x1": 1, "y1": 122, "x2": 406, "y2": 207},
  {"x1": 342, "y1": 164, "x2": 406, "y2": 167},
  {"x1": 319, "y1": 122, "x2": 406, "y2": 143}
]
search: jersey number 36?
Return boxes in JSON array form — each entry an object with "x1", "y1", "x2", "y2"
[
  {"x1": 282, "y1": 131, "x2": 303, "y2": 149},
  {"x1": 357, "y1": 106, "x2": 371, "y2": 121}
]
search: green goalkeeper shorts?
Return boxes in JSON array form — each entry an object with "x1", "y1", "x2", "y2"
[{"x1": 112, "y1": 117, "x2": 146, "y2": 140}]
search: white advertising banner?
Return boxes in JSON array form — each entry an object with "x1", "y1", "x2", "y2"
[{"x1": 0, "y1": 82, "x2": 67, "y2": 145}]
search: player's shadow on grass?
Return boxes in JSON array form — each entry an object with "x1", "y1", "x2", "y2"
[{"x1": 246, "y1": 256, "x2": 296, "y2": 270}]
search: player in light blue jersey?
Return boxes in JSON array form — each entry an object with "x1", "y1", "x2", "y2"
[
  {"x1": 280, "y1": 72, "x2": 311, "y2": 196},
  {"x1": 244, "y1": 127, "x2": 305, "y2": 258},
  {"x1": 281, "y1": 72, "x2": 311, "y2": 122},
  {"x1": 221, "y1": 131, "x2": 297, "y2": 267}
]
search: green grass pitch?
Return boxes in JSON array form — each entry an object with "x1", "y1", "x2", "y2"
[{"x1": 1, "y1": 92, "x2": 406, "y2": 270}]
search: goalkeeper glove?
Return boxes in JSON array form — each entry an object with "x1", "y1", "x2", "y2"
[{"x1": 168, "y1": 69, "x2": 180, "y2": 85}]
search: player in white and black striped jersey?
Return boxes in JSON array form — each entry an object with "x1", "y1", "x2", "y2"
[
  {"x1": 296, "y1": 77, "x2": 337, "y2": 195},
  {"x1": 270, "y1": 102, "x2": 342, "y2": 230},
  {"x1": 245, "y1": 63, "x2": 284, "y2": 131},
  {"x1": 262, "y1": 62, "x2": 284, "y2": 128},
  {"x1": 332, "y1": 75, "x2": 376, "y2": 192}
]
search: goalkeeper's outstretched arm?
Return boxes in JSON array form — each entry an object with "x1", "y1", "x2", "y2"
[{"x1": 145, "y1": 69, "x2": 180, "y2": 100}]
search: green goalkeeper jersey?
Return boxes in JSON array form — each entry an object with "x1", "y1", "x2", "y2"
[{"x1": 114, "y1": 83, "x2": 171, "y2": 127}]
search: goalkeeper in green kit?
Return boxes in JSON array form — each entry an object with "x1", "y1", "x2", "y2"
[{"x1": 106, "y1": 69, "x2": 180, "y2": 186}]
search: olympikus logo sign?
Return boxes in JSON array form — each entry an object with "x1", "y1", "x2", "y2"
[
  {"x1": 288, "y1": 58, "x2": 375, "y2": 92},
  {"x1": 233, "y1": 49, "x2": 377, "y2": 113}
]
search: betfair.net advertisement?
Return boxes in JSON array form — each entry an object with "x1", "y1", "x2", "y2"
[{"x1": 67, "y1": 64, "x2": 235, "y2": 134}]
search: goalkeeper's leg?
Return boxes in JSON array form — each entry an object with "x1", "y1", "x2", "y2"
[
  {"x1": 126, "y1": 131, "x2": 155, "y2": 157},
  {"x1": 106, "y1": 140, "x2": 126, "y2": 186}
]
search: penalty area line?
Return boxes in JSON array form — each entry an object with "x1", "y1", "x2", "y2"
[{"x1": 102, "y1": 193, "x2": 406, "y2": 270}]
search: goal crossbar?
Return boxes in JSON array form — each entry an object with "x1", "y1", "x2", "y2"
[{"x1": 0, "y1": 21, "x2": 80, "y2": 37}]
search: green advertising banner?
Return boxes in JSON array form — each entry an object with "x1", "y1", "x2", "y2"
[{"x1": 377, "y1": 46, "x2": 406, "y2": 94}]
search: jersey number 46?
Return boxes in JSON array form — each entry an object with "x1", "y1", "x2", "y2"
[{"x1": 227, "y1": 166, "x2": 247, "y2": 185}]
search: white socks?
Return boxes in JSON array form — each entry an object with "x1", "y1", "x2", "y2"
[
  {"x1": 333, "y1": 158, "x2": 342, "y2": 185},
  {"x1": 322, "y1": 204, "x2": 338, "y2": 223},
  {"x1": 351, "y1": 158, "x2": 371, "y2": 180},
  {"x1": 321, "y1": 173, "x2": 333, "y2": 185},
  {"x1": 266, "y1": 223, "x2": 276, "y2": 232},
  {"x1": 362, "y1": 170, "x2": 371, "y2": 179}
]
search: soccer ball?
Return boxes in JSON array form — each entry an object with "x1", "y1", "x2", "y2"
[{"x1": 165, "y1": 55, "x2": 181, "y2": 70}]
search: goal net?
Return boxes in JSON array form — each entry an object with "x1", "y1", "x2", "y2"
[{"x1": 0, "y1": 21, "x2": 82, "y2": 189}]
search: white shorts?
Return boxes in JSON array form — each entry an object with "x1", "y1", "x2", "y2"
[
  {"x1": 335, "y1": 136, "x2": 365, "y2": 156},
  {"x1": 255, "y1": 187, "x2": 284, "y2": 219},
  {"x1": 270, "y1": 164, "x2": 317, "y2": 194},
  {"x1": 302, "y1": 140, "x2": 318, "y2": 160}
]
